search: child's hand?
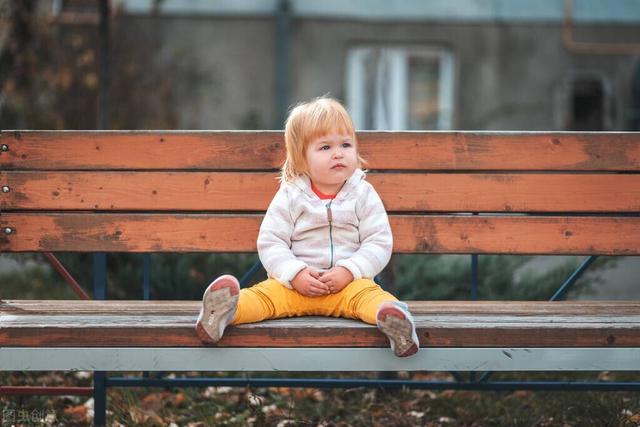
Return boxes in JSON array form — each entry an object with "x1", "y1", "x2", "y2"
[
  {"x1": 319, "y1": 267, "x2": 354, "y2": 294},
  {"x1": 291, "y1": 267, "x2": 330, "y2": 297}
]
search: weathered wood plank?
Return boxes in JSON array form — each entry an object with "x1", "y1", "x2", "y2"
[
  {"x1": 4, "y1": 171, "x2": 640, "y2": 212},
  {"x1": 1, "y1": 316, "x2": 638, "y2": 347},
  {"x1": 2, "y1": 214, "x2": 639, "y2": 254},
  {"x1": 1, "y1": 300, "x2": 639, "y2": 348},
  {"x1": 4, "y1": 300, "x2": 639, "y2": 316},
  {"x1": 1, "y1": 171, "x2": 279, "y2": 211},
  {"x1": 391, "y1": 215, "x2": 640, "y2": 255},
  {"x1": 1, "y1": 324, "x2": 637, "y2": 347},
  {"x1": 5, "y1": 314, "x2": 640, "y2": 327},
  {"x1": 2, "y1": 131, "x2": 639, "y2": 171}
]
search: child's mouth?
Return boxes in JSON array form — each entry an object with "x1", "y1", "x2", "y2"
[{"x1": 332, "y1": 164, "x2": 346, "y2": 169}]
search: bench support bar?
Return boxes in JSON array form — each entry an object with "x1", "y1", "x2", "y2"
[{"x1": 1, "y1": 347, "x2": 638, "y2": 372}]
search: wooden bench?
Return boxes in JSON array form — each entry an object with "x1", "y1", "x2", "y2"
[{"x1": 1, "y1": 130, "x2": 640, "y2": 374}]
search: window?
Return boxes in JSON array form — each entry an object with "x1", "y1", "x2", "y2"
[{"x1": 346, "y1": 46, "x2": 454, "y2": 130}]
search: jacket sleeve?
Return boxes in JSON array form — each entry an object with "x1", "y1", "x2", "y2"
[
  {"x1": 257, "y1": 185, "x2": 307, "y2": 288},
  {"x1": 335, "y1": 182, "x2": 393, "y2": 279}
]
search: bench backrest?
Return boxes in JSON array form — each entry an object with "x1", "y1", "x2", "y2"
[{"x1": 1, "y1": 131, "x2": 639, "y2": 255}]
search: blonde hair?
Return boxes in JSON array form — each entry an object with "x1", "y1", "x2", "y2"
[{"x1": 281, "y1": 96, "x2": 366, "y2": 182}]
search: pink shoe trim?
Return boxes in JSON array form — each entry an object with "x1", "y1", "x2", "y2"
[
  {"x1": 204, "y1": 274, "x2": 240, "y2": 296},
  {"x1": 195, "y1": 275, "x2": 240, "y2": 344},
  {"x1": 376, "y1": 301, "x2": 419, "y2": 358},
  {"x1": 376, "y1": 305, "x2": 407, "y2": 323}
]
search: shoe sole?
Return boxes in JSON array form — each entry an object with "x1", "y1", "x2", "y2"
[
  {"x1": 377, "y1": 306, "x2": 419, "y2": 358},
  {"x1": 195, "y1": 275, "x2": 240, "y2": 344}
]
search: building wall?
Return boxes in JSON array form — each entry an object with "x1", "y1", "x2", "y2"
[
  {"x1": 117, "y1": 16, "x2": 278, "y2": 130},
  {"x1": 121, "y1": 15, "x2": 640, "y2": 130},
  {"x1": 291, "y1": 20, "x2": 639, "y2": 130}
]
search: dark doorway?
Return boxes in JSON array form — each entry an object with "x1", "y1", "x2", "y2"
[
  {"x1": 629, "y1": 63, "x2": 640, "y2": 130},
  {"x1": 569, "y1": 78, "x2": 604, "y2": 131}
]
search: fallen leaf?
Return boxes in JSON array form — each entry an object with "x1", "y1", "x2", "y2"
[
  {"x1": 247, "y1": 393, "x2": 265, "y2": 406},
  {"x1": 63, "y1": 405, "x2": 88, "y2": 423},
  {"x1": 142, "y1": 392, "x2": 170, "y2": 411},
  {"x1": 506, "y1": 390, "x2": 532, "y2": 399}
]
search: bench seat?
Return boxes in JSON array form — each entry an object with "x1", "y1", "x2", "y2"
[
  {"x1": 3, "y1": 299, "x2": 639, "y2": 348},
  {"x1": 2, "y1": 299, "x2": 639, "y2": 371}
]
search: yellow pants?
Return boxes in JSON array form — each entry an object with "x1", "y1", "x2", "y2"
[{"x1": 230, "y1": 278, "x2": 397, "y2": 326}]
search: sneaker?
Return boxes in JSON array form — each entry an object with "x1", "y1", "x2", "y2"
[
  {"x1": 195, "y1": 274, "x2": 240, "y2": 343},
  {"x1": 376, "y1": 301, "x2": 419, "y2": 357}
]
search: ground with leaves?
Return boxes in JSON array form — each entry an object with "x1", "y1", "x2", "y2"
[{"x1": 2, "y1": 371, "x2": 640, "y2": 426}]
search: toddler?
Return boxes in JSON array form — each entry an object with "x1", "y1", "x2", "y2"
[{"x1": 195, "y1": 97, "x2": 419, "y2": 357}]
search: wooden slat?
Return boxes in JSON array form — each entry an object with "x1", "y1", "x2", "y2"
[
  {"x1": 1, "y1": 300, "x2": 639, "y2": 348},
  {"x1": 2, "y1": 131, "x2": 639, "y2": 171},
  {"x1": 391, "y1": 215, "x2": 640, "y2": 255},
  {"x1": 2, "y1": 213, "x2": 639, "y2": 254},
  {"x1": 4, "y1": 300, "x2": 640, "y2": 316},
  {"x1": 0, "y1": 213, "x2": 261, "y2": 252},
  {"x1": 1, "y1": 171, "x2": 279, "y2": 211},
  {"x1": 3, "y1": 171, "x2": 640, "y2": 212}
]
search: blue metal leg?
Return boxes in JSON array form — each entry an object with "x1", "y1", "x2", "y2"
[
  {"x1": 478, "y1": 371, "x2": 494, "y2": 383},
  {"x1": 93, "y1": 253, "x2": 106, "y2": 300},
  {"x1": 471, "y1": 254, "x2": 478, "y2": 300},
  {"x1": 550, "y1": 256, "x2": 598, "y2": 301},
  {"x1": 143, "y1": 253, "x2": 151, "y2": 300},
  {"x1": 93, "y1": 371, "x2": 106, "y2": 427},
  {"x1": 449, "y1": 371, "x2": 465, "y2": 383},
  {"x1": 93, "y1": 253, "x2": 107, "y2": 427},
  {"x1": 239, "y1": 259, "x2": 263, "y2": 287}
]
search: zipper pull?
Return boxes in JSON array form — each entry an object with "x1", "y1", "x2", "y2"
[{"x1": 326, "y1": 202, "x2": 333, "y2": 223}]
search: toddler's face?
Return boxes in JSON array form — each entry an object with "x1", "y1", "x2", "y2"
[{"x1": 305, "y1": 133, "x2": 357, "y2": 194}]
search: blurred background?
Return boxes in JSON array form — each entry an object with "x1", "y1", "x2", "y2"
[{"x1": 1, "y1": 0, "x2": 639, "y2": 301}]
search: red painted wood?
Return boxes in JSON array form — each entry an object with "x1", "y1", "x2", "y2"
[
  {"x1": 3, "y1": 171, "x2": 640, "y2": 212},
  {"x1": 2, "y1": 214, "x2": 639, "y2": 254},
  {"x1": 2, "y1": 131, "x2": 639, "y2": 171}
]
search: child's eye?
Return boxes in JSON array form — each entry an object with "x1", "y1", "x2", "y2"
[
  {"x1": 342, "y1": 142, "x2": 352, "y2": 148},
  {"x1": 320, "y1": 145, "x2": 330, "y2": 150}
]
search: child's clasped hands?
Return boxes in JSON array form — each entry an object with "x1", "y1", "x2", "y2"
[{"x1": 290, "y1": 266, "x2": 354, "y2": 296}]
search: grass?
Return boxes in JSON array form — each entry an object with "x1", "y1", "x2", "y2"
[{"x1": 2, "y1": 371, "x2": 640, "y2": 426}]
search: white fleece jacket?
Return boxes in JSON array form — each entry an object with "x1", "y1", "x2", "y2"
[{"x1": 257, "y1": 169, "x2": 393, "y2": 288}]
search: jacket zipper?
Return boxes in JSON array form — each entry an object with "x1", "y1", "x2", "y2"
[{"x1": 326, "y1": 200, "x2": 334, "y2": 268}]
